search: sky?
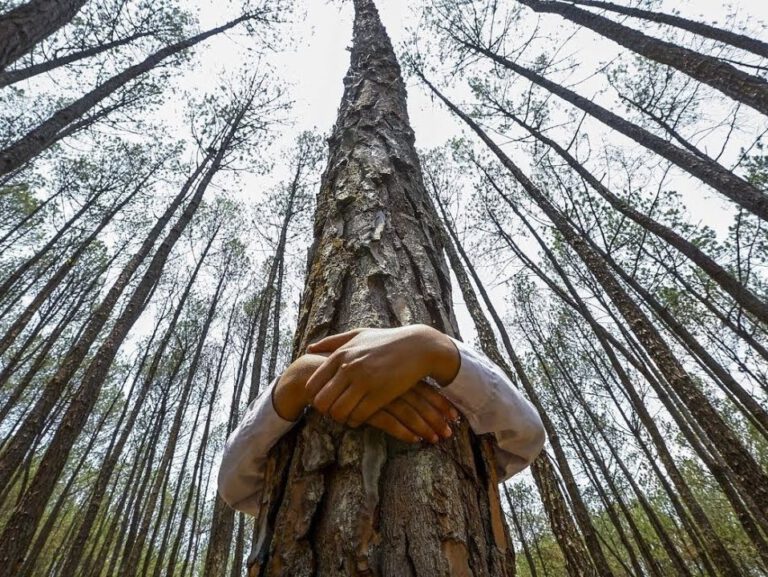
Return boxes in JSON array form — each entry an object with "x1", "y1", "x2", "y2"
[{"x1": 166, "y1": 0, "x2": 768, "y2": 348}]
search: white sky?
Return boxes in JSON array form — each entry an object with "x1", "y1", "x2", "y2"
[{"x1": 170, "y1": 0, "x2": 768, "y2": 347}]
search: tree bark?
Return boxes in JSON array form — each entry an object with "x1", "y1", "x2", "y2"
[
  {"x1": 448, "y1": 41, "x2": 768, "y2": 222},
  {"x1": 517, "y1": 0, "x2": 768, "y2": 116},
  {"x1": 0, "y1": 13, "x2": 253, "y2": 177},
  {"x1": 565, "y1": 0, "x2": 768, "y2": 59},
  {"x1": 250, "y1": 2, "x2": 515, "y2": 575},
  {"x1": 0, "y1": 0, "x2": 87, "y2": 71}
]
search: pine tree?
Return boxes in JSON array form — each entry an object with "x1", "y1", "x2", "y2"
[{"x1": 248, "y1": 1, "x2": 515, "y2": 575}]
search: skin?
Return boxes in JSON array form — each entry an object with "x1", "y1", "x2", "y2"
[{"x1": 272, "y1": 324, "x2": 462, "y2": 444}]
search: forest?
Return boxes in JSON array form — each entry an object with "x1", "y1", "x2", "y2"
[{"x1": 0, "y1": 0, "x2": 766, "y2": 575}]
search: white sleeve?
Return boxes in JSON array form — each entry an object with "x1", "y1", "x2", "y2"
[
  {"x1": 217, "y1": 379, "x2": 298, "y2": 516},
  {"x1": 439, "y1": 338, "x2": 546, "y2": 481}
]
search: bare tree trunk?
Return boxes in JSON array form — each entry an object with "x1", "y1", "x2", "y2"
[
  {"x1": 0, "y1": 0, "x2": 87, "y2": 71},
  {"x1": 503, "y1": 485, "x2": 540, "y2": 577},
  {"x1": 423, "y1": 75, "x2": 768, "y2": 526},
  {"x1": 485, "y1": 188, "x2": 757, "y2": 572},
  {"x1": 441, "y1": 43, "x2": 768, "y2": 222},
  {"x1": 518, "y1": 0, "x2": 768, "y2": 116},
  {"x1": 250, "y1": 2, "x2": 515, "y2": 575},
  {"x1": 0, "y1": 14, "x2": 253, "y2": 176},
  {"x1": 118, "y1": 254, "x2": 232, "y2": 577},
  {"x1": 565, "y1": 0, "x2": 768, "y2": 59},
  {"x1": 0, "y1": 185, "x2": 109, "y2": 309}
]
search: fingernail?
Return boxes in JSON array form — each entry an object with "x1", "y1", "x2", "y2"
[
  {"x1": 443, "y1": 426, "x2": 452, "y2": 438},
  {"x1": 450, "y1": 409, "x2": 459, "y2": 419},
  {"x1": 431, "y1": 435, "x2": 439, "y2": 443}
]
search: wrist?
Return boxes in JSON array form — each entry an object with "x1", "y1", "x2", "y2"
[
  {"x1": 417, "y1": 325, "x2": 460, "y2": 386},
  {"x1": 272, "y1": 373, "x2": 308, "y2": 422}
]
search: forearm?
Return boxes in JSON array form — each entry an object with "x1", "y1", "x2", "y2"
[
  {"x1": 417, "y1": 324, "x2": 461, "y2": 386},
  {"x1": 272, "y1": 353, "x2": 326, "y2": 421}
]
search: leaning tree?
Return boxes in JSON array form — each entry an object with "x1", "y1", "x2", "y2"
[{"x1": 247, "y1": 0, "x2": 516, "y2": 575}]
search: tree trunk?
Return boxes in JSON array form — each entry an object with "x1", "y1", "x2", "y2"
[
  {"x1": 0, "y1": 30, "x2": 156, "y2": 88},
  {"x1": 518, "y1": 0, "x2": 768, "y2": 116},
  {"x1": 0, "y1": 14, "x2": 252, "y2": 176},
  {"x1": 493, "y1": 104, "x2": 768, "y2": 325},
  {"x1": 0, "y1": 185, "x2": 109, "y2": 312},
  {"x1": 0, "y1": 0, "x2": 87, "y2": 71},
  {"x1": 448, "y1": 43, "x2": 768, "y2": 222},
  {"x1": 484, "y1": 188, "x2": 758, "y2": 572},
  {"x1": 565, "y1": 0, "x2": 768, "y2": 59},
  {"x1": 250, "y1": 2, "x2": 515, "y2": 575}
]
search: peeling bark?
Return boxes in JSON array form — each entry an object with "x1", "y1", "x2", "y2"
[{"x1": 250, "y1": 1, "x2": 515, "y2": 575}]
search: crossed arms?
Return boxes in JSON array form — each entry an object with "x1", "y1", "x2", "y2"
[{"x1": 218, "y1": 325, "x2": 546, "y2": 516}]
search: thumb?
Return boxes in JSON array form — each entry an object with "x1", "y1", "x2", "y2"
[{"x1": 307, "y1": 329, "x2": 360, "y2": 353}]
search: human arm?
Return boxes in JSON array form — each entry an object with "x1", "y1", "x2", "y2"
[
  {"x1": 440, "y1": 338, "x2": 546, "y2": 479},
  {"x1": 306, "y1": 325, "x2": 546, "y2": 480},
  {"x1": 217, "y1": 352, "x2": 459, "y2": 515}
]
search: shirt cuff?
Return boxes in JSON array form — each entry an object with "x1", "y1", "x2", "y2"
[
  {"x1": 439, "y1": 337, "x2": 498, "y2": 423},
  {"x1": 217, "y1": 379, "x2": 298, "y2": 507}
]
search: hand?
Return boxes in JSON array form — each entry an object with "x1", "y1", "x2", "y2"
[
  {"x1": 273, "y1": 353, "x2": 459, "y2": 443},
  {"x1": 368, "y1": 382, "x2": 459, "y2": 444},
  {"x1": 305, "y1": 325, "x2": 460, "y2": 428}
]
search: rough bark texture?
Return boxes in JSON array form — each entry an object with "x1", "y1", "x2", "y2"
[
  {"x1": 249, "y1": 2, "x2": 515, "y2": 575},
  {"x1": 0, "y1": 0, "x2": 87, "y2": 71}
]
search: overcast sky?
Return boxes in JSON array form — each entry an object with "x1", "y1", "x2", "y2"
[{"x1": 159, "y1": 0, "x2": 768, "y2": 337}]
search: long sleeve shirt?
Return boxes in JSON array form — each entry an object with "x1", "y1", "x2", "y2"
[{"x1": 217, "y1": 338, "x2": 546, "y2": 516}]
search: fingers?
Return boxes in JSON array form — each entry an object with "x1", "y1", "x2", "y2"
[
  {"x1": 367, "y1": 410, "x2": 420, "y2": 444},
  {"x1": 382, "y1": 398, "x2": 442, "y2": 443},
  {"x1": 346, "y1": 392, "x2": 390, "y2": 430},
  {"x1": 305, "y1": 353, "x2": 342, "y2": 397},
  {"x1": 307, "y1": 329, "x2": 361, "y2": 354},
  {"x1": 402, "y1": 389, "x2": 453, "y2": 440},
  {"x1": 327, "y1": 380, "x2": 367, "y2": 424},
  {"x1": 412, "y1": 383, "x2": 460, "y2": 421},
  {"x1": 311, "y1": 367, "x2": 351, "y2": 414}
]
